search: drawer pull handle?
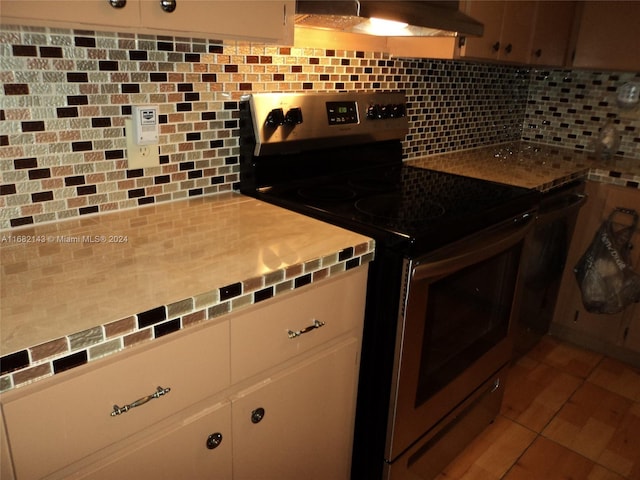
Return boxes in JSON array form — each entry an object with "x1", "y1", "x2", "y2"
[
  {"x1": 287, "y1": 319, "x2": 325, "y2": 339},
  {"x1": 491, "y1": 378, "x2": 500, "y2": 393},
  {"x1": 111, "y1": 386, "x2": 171, "y2": 417}
]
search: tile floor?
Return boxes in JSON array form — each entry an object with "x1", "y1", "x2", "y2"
[{"x1": 437, "y1": 335, "x2": 640, "y2": 480}]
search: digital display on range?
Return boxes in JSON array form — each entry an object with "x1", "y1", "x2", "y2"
[{"x1": 326, "y1": 101, "x2": 358, "y2": 125}]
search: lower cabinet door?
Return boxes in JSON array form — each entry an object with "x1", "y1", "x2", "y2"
[
  {"x1": 76, "y1": 400, "x2": 232, "y2": 480},
  {"x1": 231, "y1": 338, "x2": 360, "y2": 480}
]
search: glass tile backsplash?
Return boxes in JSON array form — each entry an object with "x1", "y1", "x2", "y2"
[{"x1": 1, "y1": 25, "x2": 639, "y2": 229}]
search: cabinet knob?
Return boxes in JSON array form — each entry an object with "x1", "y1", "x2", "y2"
[
  {"x1": 534, "y1": 48, "x2": 542, "y2": 58},
  {"x1": 251, "y1": 407, "x2": 265, "y2": 424},
  {"x1": 206, "y1": 432, "x2": 223, "y2": 450},
  {"x1": 160, "y1": 0, "x2": 177, "y2": 12},
  {"x1": 108, "y1": 0, "x2": 126, "y2": 8},
  {"x1": 505, "y1": 43, "x2": 513, "y2": 54},
  {"x1": 492, "y1": 41, "x2": 500, "y2": 52}
]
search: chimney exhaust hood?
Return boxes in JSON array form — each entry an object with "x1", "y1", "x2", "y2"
[{"x1": 295, "y1": 1, "x2": 484, "y2": 37}]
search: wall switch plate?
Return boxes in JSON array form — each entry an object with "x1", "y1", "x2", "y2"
[{"x1": 125, "y1": 118, "x2": 160, "y2": 169}]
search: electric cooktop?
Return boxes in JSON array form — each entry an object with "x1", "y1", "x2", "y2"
[{"x1": 255, "y1": 163, "x2": 540, "y2": 254}]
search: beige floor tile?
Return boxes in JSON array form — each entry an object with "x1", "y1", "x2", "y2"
[
  {"x1": 502, "y1": 354, "x2": 582, "y2": 432},
  {"x1": 426, "y1": 338, "x2": 640, "y2": 480},
  {"x1": 504, "y1": 436, "x2": 625, "y2": 480},
  {"x1": 542, "y1": 382, "x2": 640, "y2": 479},
  {"x1": 597, "y1": 402, "x2": 640, "y2": 479},
  {"x1": 588, "y1": 356, "x2": 640, "y2": 402},
  {"x1": 436, "y1": 416, "x2": 536, "y2": 480},
  {"x1": 527, "y1": 336, "x2": 604, "y2": 379},
  {"x1": 587, "y1": 465, "x2": 632, "y2": 480}
]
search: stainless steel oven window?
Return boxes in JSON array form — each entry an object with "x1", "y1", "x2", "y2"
[{"x1": 414, "y1": 245, "x2": 520, "y2": 406}]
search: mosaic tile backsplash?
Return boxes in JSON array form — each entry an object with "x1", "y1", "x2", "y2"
[
  {"x1": 1, "y1": 24, "x2": 639, "y2": 230},
  {"x1": 524, "y1": 69, "x2": 640, "y2": 157}
]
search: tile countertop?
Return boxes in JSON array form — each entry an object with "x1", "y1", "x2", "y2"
[
  {"x1": 406, "y1": 141, "x2": 640, "y2": 192},
  {"x1": 0, "y1": 193, "x2": 374, "y2": 391}
]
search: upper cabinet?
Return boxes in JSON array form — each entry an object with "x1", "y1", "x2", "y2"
[
  {"x1": 0, "y1": 0, "x2": 295, "y2": 45},
  {"x1": 571, "y1": 0, "x2": 640, "y2": 72},
  {"x1": 0, "y1": 0, "x2": 140, "y2": 29},
  {"x1": 529, "y1": 1, "x2": 576, "y2": 67},
  {"x1": 459, "y1": 0, "x2": 576, "y2": 66},
  {"x1": 139, "y1": 0, "x2": 294, "y2": 44},
  {"x1": 385, "y1": 0, "x2": 576, "y2": 66},
  {"x1": 460, "y1": 0, "x2": 537, "y2": 64}
]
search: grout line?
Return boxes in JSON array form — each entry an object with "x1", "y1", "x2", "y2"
[
  {"x1": 498, "y1": 413, "x2": 537, "y2": 479},
  {"x1": 499, "y1": 340, "x2": 599, "y2": 478}
]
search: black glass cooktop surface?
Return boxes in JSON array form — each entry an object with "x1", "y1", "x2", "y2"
[{"x1": 254, "y1": 164, "x2": 539, "y2": 253}]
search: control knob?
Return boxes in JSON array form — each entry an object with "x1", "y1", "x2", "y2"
[
  {"x1": 366, "y1": 104, "x2": 384, "y2": 120},
  {"x1": 388, "y1": 104, "x2": 405, "y2": 118},
  {"x1": 265, "y1": 108, "x2": 285, "y2": 128},
  {"x1": 284, "y1": 107, "x2": 303, "y2": 126},
  {"x1": 367, "y1": 103, "x2": 406, "y2": 119}
]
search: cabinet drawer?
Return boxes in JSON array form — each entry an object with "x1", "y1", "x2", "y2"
[
  {"x1": 230, "y1": 267, "x2": 367, "y2": 383},
  {"x1": 2, "y1": 319, "x2": 229, "y2": 480}
]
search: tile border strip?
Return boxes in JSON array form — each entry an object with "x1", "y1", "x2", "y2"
[{"x1": 587, "y1": 169, "x2": 640, "y2": 190}]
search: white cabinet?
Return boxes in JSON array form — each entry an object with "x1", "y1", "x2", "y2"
[
  {"x1": 0, "y1": 409, "x2": 15, "y2": 480},
  {"x1": 0, "y1": 0, "x2": 140, "y2": 29},
  {"x1": 228, "y1": 266, "x2": 367, "y2": 479},
  {"x1": 140, "y1": 0, "x2": 294, "y2": 44},
  {"x1": 0, "y1": 266, "x2": 368, "y2": 479},
  {"x1": 231, "y1": 338, "x2": 360, "y2": 480},
  {"x1": 0, "y1": 0, "x2": 295, "y2": 44}
]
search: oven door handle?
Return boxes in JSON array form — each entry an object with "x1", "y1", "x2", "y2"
[
  {"x1": 537, "y1": 193, "x2": 586, "y2": 225},
  {"x1": 412, "y1": 211, "x2": 536, "y2": 280}
]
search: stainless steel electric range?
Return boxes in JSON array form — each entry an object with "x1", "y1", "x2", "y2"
[{"x1": 239, "y1": 92, "x2": 540, "y2": 480}]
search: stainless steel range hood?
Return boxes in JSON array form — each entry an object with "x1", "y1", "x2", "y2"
[{"x1": 295, "y1": 1, "x2": 483, "y2": 37}]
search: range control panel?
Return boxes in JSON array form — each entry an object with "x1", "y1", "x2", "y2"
[
  {"x1": 326, "y1": 101, "x2": 359, "y2": 125},
  {"x1": 246, "y1": 92, "x2": 409, "y2": 155}
]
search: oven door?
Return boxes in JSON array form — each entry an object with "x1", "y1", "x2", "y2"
[{"x1": 386, "y1": 210, "x2": 535, "y2": 464}]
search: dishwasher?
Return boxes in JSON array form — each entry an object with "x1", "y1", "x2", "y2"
[{"x1": 514, "y1": 180, "x2": 587, "y2": 357}]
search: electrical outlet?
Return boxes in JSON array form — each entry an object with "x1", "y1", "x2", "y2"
[{"x1": 125, "y1": 118, "x2": 159, "y2": 169}]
